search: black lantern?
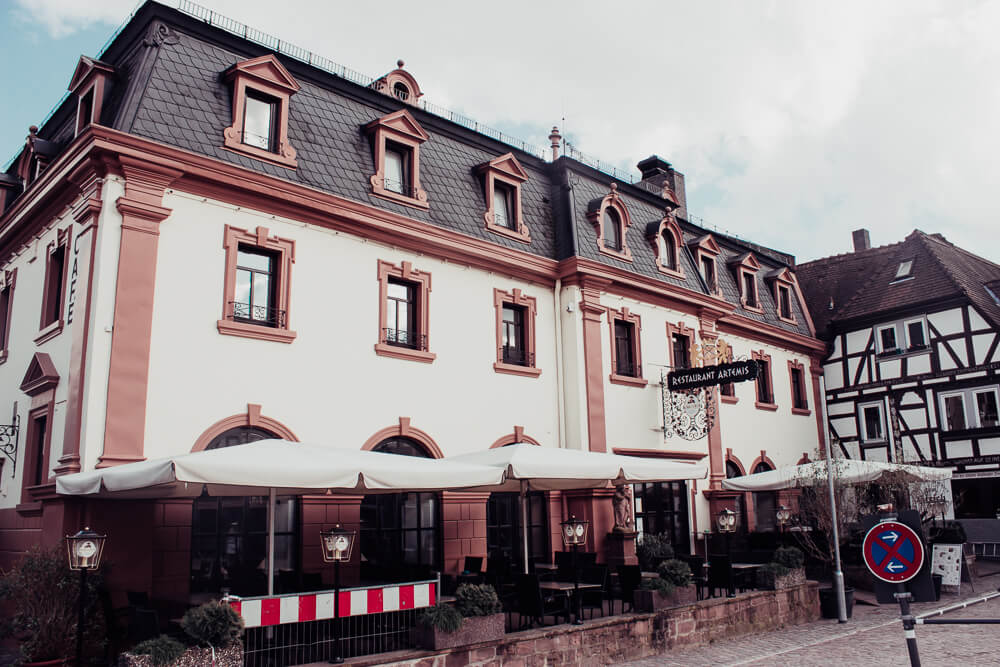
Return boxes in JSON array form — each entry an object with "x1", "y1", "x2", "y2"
[
  {"x1": 776, "y1": 505, "x2": 791, "y2": 528},
  {"x1": 560, "y1": 515, "x2": 588, "y2": 624},
  {"x1": 560, "y1": 515, "x2": 589, "y2": 547},
  {"x1": 65, "y1": 528, "x2": 106, "y2": 666},
  {"x1": 319, "y1": 525, "x2": 355, "y2": 664},
  {"x1": 716, "y1": 507, "x2": 737, "y2": 533}
]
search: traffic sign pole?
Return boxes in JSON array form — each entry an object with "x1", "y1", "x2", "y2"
[{"x1": 894, "y1": 588, "x2": 921, "y2": 667}]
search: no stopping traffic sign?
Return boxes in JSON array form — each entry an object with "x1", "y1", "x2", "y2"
[{"x1": 862, "y1": 520, "x2": 924, "y2": 584}]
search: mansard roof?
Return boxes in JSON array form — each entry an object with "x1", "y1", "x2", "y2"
[{"x1": 798, "y1": 230, "x2": 1000, "y2": 335}]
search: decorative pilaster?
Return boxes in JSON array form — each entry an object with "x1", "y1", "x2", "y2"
[
  {"x1": 579, "y1": 279, "x2": 609, "y2": 453},
  {"x1": 99, "y1": 157, "x2": 181, "y2": 467}
]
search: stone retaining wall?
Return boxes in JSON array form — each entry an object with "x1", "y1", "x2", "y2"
[{"x1": 346, "y1": 581, "x2": 820, "y2": 666}]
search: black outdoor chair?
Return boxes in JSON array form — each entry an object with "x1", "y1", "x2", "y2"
[
  {"x1": 612, "y1": 565, "x2": 642, "y2": 614},
  {"x1": 463, "y1": 555, "x2": 484, "y2": 574},
  {"x1": 708, "y1": 554, "x2": 734, "y2": 598},
  {"x1": 514, "y1": 574, "x2": 571, "y2": 629},
  {"x1": 579, "y1": 552, "x2": 598, "y2": 568},
  {"x1": 554, "y1": 550, "x2": 574, "y2": 580},
  {"x1": 580, "y1": 565, "x2": 609, "y2": 619},
  {"x1": 126, "y1": 592, "x2": 159, "y2": 643},
  {"x1": 679, "y1": 555, "x2": 708, "y2": 600}
]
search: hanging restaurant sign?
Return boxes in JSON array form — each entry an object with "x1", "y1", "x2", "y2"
[{"x1": 667, "y1": 359, "x2": 759, "y2": 392}]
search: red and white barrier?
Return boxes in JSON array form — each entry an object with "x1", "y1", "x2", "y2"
[{"x1": 229, "y1": 581, "x2": 436, "y2": 629}]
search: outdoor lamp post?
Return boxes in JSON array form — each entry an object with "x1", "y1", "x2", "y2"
[
  {"x1": 560, "y1": 515, "x2": 588, "y2": 625},
  {"x1": 320, "y1": 525, "x2": 355, "y2": 664},
  {"x1": 776, "y1": 504, "x2": 791, "y2": 539},
  {"x1": 66, "y1": 527, "x2": 107, "y2": 667},
  {"x1": 717, "y1": 508, "x2": 737, "y2": 597}
]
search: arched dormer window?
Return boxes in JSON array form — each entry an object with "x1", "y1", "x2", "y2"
[
  {"x1": 647, "y1": 215, "x2": 684, "y2": 278},
  {"x1": 371, "y1": 60, "x2": 423, "y2": 106},
  {"x1": 586, "y1": 183, "x2": 633, "y2": 262}
]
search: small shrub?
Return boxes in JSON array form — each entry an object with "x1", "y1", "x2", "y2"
[
  {"x1": 640, "y1": 577, "x2": 675, "y2": 596},
  {"x1": 760, "y1": 561, "x2": 790, "y2": 578},
  {"x1": 773, "y1": 546, "x2": 805, "y2": 570},
  {"x1": 181, "y1": 601, "x2": 244, "y2": 648},
  {"x1": 657, "y1": 559, "x2": 692, "y2": 588},
  {"x1": 455, "y1": 583, "x2": 501, "y2": 617},
  {"x1": 132, "y1": 635, "x2": 186, "y2": 666},
  {"x1": 636, "y1": 533, "x2": 674, "y2": 570},
  {"x1": 417, "y1": 602, "x2": 463, "y2": 633}
]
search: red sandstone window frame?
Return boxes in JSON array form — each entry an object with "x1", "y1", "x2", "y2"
[
  {"x1": 376, "y1": 259, "x2": 435, "y2": 363},
  {"x1": 608, "y1": 307, "x2": 646, "y2": 387},
  {"x1": 788, "y1": 360, "x2": 811, "y2": 415},
  {"x1": 36, "y1": 226, "x2": 70, "y2": 345},
  {"x1": 586, "y1": 183, "x2": 633, "y2": 262},
  {"x1": 752, "y1": 350, "x2": 777, "y2": 411},
  {"x1": 729, "y1": 253, "x2": 762, "y2": 313},
  {"x1": 365, "y1": 109, "x2": 430, "y2": 209},
  {"x1": 222, "y1": 54, "x2": 300, "y2": 169},
  {"x1": 218, "y1": 225, "x2": 296, "y2": 344},
  {"x1": 766, "y1": 268, "x2": 798, "y2": 325},
  {"x1": 649, "y1": 216, "x2": 684, "y2": 278},
  {"x1": 666, "y1": 320, "x2": 695, "y2": 369},
  {"x1": 478, "y1": 153, "x2": 531, "y2": 243},
  {"x1": 21, "y1": 404, "x2": 54, "y2": 505},
  {"x1": 0, "y1": 268, "x2": 15, "y2": 364},
  {"x1": 493, "y1": 288, "x2": 540, "y2": 377},
  {"x1": 687, "y1": 234, "x2": 722, "y2": 296}
]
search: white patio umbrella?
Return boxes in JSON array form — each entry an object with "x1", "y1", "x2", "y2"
[
  {"x1": 449, "y1": 443, "x2": 708, "y2": 572},
  {"x1": 57, "y1": 439, "x2": 508, "y2": 593},
  {"x1": 720, "y1": 458, "x2": 951, "y2": 492}
]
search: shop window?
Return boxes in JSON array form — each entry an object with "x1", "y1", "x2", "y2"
[
  {"x1": 752, "y1": 350, "x2": 776, "y2": 409},
  {"x1": 376, "y1": 260, "x2": 434, "y2": 363},
  {"x1": 218, "y1": 225, "x2": 296, "y2": 343},
  {"x1": 586, "y1": 183, "x2": 633, "y2": 262},
  {"x1": 752, "y1": 461, "x2": 776, "y2": 532},
  {"x1": 859, "y1": 401, "x2": 886, "y2": 442},
  {"x1": 36, "y1": 227, "x2": 70, "y2": 343},
  {"x1": 493, "y1": 288, "x2": 539, "y2": 376},
  {"x1": 361, "y1": 437, "x2": 441, "y2": 575},
  {"x1": 487, "y1": 491, "x2": 548, "y2": 570},
  {"x1": 0, "y1": 269, "x2": 15, "y2": 363},
  {"x1": 365, "y1": 109, "x2": 429, "y2": 209},
  {"x1": 789, "y1": 361, "x2": 810, "y2": 415},
  {"x1": 479, "y1": 153, "x2": 530, "y2": 243},
  {"x1": 223, "y1": 54, "x2": 300, "y2": 168},
  {"x1": 633, "y1": 481, "x2": 690, "y2": 554},
  {"x1": 608, "y1": 307, "x2": 644, "y2": 386}
]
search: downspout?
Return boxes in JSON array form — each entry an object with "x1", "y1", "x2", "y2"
[{"x1": 554, "y1": 277, "x2": 566, "y2": 449}]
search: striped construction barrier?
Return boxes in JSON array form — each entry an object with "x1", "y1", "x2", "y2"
[{"x1": 228, "y1": 580, "x2": 436, "y2": 629}]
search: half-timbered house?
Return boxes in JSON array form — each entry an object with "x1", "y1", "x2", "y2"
[{"x1": 798, "y1": 229, "x2": 1000, "y2": 518}]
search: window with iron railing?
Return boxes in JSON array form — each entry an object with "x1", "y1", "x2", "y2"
[
  {"x1": 232, "y1": 247, "x2": 280, "y2": 327},
  {"x1": 385, "y1": 279, "x2": 422, "y2": 349},
  {"x1": 242, "y1": 91, "x2": 278, "y2": 152},
  {"x1": 384, "y1": 142, "x2": 411, "y2": 195},
  {"x1": 493, "y1": 183, "x2": 515, "y2": 230}
]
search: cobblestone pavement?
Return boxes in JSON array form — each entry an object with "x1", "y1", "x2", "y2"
[{"x1": 624, "y1": 585, "x2": 1000, "y2": 667}]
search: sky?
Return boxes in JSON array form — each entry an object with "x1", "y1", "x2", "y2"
[{"x1": 2, "y1": 0, "x2": 999, "y2": 264}]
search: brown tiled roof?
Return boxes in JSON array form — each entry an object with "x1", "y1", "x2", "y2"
[{"x1": 797, "y1": 230, "x2": 1000, "y2": 337}]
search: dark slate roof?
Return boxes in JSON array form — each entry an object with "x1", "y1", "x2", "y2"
[{"x1": 797, "y1": 230, "x2": 1000, "y2": 337}]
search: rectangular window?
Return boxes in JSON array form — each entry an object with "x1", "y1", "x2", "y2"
[
  {"x1": 778, "y1": 285, "x2": 793, "y2": 319},
  {"x1": 386, "y1": 279, "x2": 418, "y2": 349},
  {"x1": 78, "y1": 89, "x2": 94, "y2": 133},
  {"x1": 939, "y1": 387, "x2": 1000, "y2": 431},
  {"x1": 860, "y1": 403, "x2": 885, "y2": 442},
  {"x1": 942, "y1": 394, "x2": 967, "y2": 431},
  {"x1": 632, "y1": 482, "x2": 690, "y2": 554},
  {"x1": 756, "y1": 359, "x2": 773, "y2": 404},
  {"x1": 41, "y1": 243, "x2": 66, "y2": 329},
  {"x1": 879, "y1": 326, "x2": 898, "y2": 353},
  {"x1": 671, "y1": 333, "x2": 690, "y2": 370},
  {"x1": 360, "y1": 492, "x2": 440, "y2": 572},
  {"x1": 502, "y1": 304, "x2": 527, "y2": 365},
  {"x1": 614, "y1": 320, "x2": 637, "y2": 377},
  {"x1": 720, "y1": 382, "x2": 735, "y2": 397},
  {"x1": 0, "y1": 282, "x2": 10, "y2": 354},
  {"x1": 791, "y1": 366, "x2": 807, "y2": 410},
  {"x1": 384, "y1": 143, "x2": 410, "y2": 195},
  {"x1": 977, "y1": 390, "x2": 999, "y2": 428},
  {"x1": 906, "y1": 320, "x2": 927, "y2": 349},
  {"x1": 242, "y1": 92, "x2": 277, "y2": 152},
  {"x1": 233, "y1": 248, "x2": 277, "y2": 325},
  {"x1": 701, "y1": 256, "x2": 716, "y2": 291},
  {"x1": 30, "y1": 413, "x2": 47, "y2": 487},
  {"x1": 493, "y1": 184, "x2": 514, "y2": 230},
  {"x1": 743, "y1": 273, "x2": 757, "y2": 307}
]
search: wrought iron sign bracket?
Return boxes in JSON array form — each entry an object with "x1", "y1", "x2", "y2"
[{"x1": 1, "y1": 407, "x2": 19, "y2": 478}]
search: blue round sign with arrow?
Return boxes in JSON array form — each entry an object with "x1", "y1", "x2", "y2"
[{"x1": 862, "y1": 520, "x2": 925, "y2": 584}]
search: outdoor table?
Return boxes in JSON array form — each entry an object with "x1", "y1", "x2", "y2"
[
  {"x1": 534, "y1": 563, "x2": 557, "y2": 572},
  {"x1": 538, "y1": 581, "x2": 602, "y2": 592},
  {"x1": 732, "y1": 563, "x2": 761, "y2": 590}
]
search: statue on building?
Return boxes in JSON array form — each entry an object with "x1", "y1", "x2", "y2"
[{"x1": 612, "y1": 484, "x2": 633, "y2": 532}]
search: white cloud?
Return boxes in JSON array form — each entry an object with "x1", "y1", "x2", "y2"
[{"x1": 15, "y1": 0, "x2": 1000, "y2": 262}]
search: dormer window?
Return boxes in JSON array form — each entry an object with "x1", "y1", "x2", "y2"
[
  {"x1": 478, "y1": 153, "x2": 530, "y2": 242},
  {"x1": 586, "y1": 183, "x2": 633, "y2": 262},
  {"x1": 743, "y1": 274, "x2": 758, "y2": 307},
  {"x1": 68, "y1": 56, "x2": 114, "y2": 137},
  {"x1": 764, "y1": 267, "x2": 797, "y2": 324},
  {"x1": 729, "y1": 252, "x2": 761, "y2": 311},
  {"x1": 648, "y1": 216, "x2": 684, "y2": 278},
  {"x1": 687, "y1": 234, "x2": 722, "y2": 295},
  {"x1": 701, "y1": 256, "x2": 716, "y2": 289},
  {"x1": 661, "y1": 233, "x2": 677, "y2": 269},
  {"x1": 223, "y1": 54, "x2": 300, "y2": 168},
  {"x1": 778, "y1": 285, "x2": 792, "y2": 319},
  {"x1": 893, "y1": 260, "x2": 914, "y2": 282},
  {"x1": 366, "y1": 109, "x2": 429, "y2": 209},
  {"x1": 371, "y1": 60, "x2": 423, "y2": 106}
]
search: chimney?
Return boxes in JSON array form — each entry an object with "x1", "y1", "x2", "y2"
[
  {"x1": 852, "y1": 229, "x2": 871, "y2": 252},
  {"x1": 548, "y1": 126, "x2": 561, "y2": 160},
  {"x1": 636, "y1": 155, "x2": 686, "y2": 217}
]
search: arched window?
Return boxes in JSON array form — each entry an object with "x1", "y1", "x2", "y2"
[
  {"x1": 604, "y1": 208, "x2": 622, "y2": 251},
  {"x1": 191, "y1": 426, "x2": 298, "y2": 596},
  {"x1": 660, "y1": 231, "x2": 677, "y2": 271},
  {"x1": 752, "y1": 461, "x2": 777, "y2": 532},
  {"x1": 361, "y1": 437, "x2": 441, "y2": 575}
]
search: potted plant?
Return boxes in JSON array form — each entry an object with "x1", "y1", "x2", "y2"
[
  {"x1": 0, "y1": 546, "x2": 106, "y2": 666},
  {"x1": 756, "y1": 546, "x2": 806, "y2": 590},
  {"x1": 636, "y1": 532, "x2": 675, "y2": 572},
  {"x1": 632, "y1": 558, "x2": 695, "y2": 611},
  {"x1": 415, "y1": 584, "x2": 504, "y2": 650},
  {"x1": 119, "y1": 601, "x2": 244, "y2": 667}
]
